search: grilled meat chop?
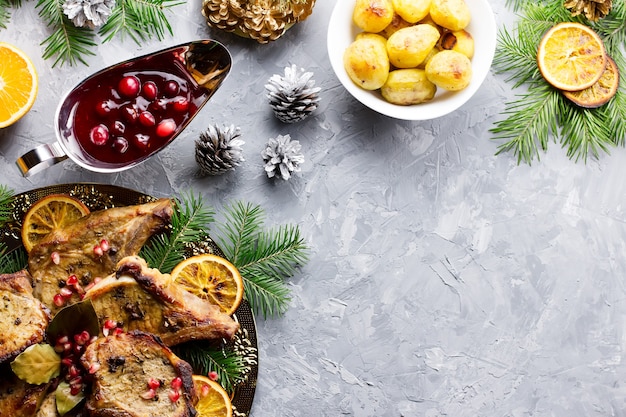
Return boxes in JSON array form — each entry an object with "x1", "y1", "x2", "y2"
[
  {"x1": 85, "y1": 256, "x2": 240, "y2": 345},
  {"x1": 0, "y1": 270, "x2": 50, "y2": 363},
  {"x1": 0, "y1": 364, "x2": 50, "y2": 417},
  {"x1": 80, "y1": 331, "x2": 197, "y2": 417},
  {"x1": 28, "y1": 199, "x2": 173, "y2": 314}
]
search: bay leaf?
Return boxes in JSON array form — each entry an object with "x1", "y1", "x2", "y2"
[{"x1": 10, "y1": 343, "x2": 61, "y2": 384}]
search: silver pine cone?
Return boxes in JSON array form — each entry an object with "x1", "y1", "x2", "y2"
[
  {"x1": 195, "y1": 124, "x2": 245, "y2": 176},
  {"x1": 265, "y1": 64, "x2": 321, "y2": 123},
  {"x1": 261, "y1": 134, "x2": 304, "y2": 180},
  {"x1": 62, "y1": 0, "x2": 115, "y2": 29}
]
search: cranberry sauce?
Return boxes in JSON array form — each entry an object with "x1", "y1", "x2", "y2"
[{"x1": 58, "y1": 51, "x2": 208, "y2": 167}]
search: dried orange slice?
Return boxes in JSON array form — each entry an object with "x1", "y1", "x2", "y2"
[
  {"x1": 170, "y1": 254, "x2": 244, "y2": 315},
  {"x1": 192, "y1": 375, "x2": 232, "y2": 417},
  {"x1": 537, "y1": 22, "x2": 607, "y2": 91},
  {"x1": 21, "y1": 194, "x2": 90, "y2": 252},
  {"x1": 563, "y1": 55, "x2": 620, "y2": 108},
  {"x1": 0, "y1": 43, "x2": 38, "y2": 128}
]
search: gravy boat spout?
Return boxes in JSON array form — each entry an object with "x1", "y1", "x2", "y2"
[{"x1": 17, "y1": 40, "x2": 232, "y2": 177}]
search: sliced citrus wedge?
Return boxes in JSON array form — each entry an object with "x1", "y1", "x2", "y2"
[
  {"x1": 537, "y1": 22, "x2": 607, "y2": 91},
  {"x1": 170, "y1": 254, "x2": 244, "y2": 315},
  {"x1": 0, "y1": 42, "x2": 38, "y2": 128},
  {"x1": 563, "y1": 55, "x2": 620, "y2": 108},
  {"x1": 192, "y1": 375, "x2": 233, "y2": 417},
  {"x1": 21, "y1": 194, "x2": 90, "y2": 252}
]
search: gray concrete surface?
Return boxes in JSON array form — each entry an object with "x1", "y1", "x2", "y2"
[{"x1": 2, "y1": 1, "x2": 626, "y2": 415}]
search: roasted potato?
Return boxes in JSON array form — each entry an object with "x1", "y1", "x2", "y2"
[
  {"x1": 386, "y1": 24, "x2": 441, "y2": 68},
  {"x1": 344, "y1": 33, "x2": 390, "y2": 90},
  {"x1": 438, "y1": 29, "x2": 474, "y2": 58},
  {"x1": 425, "y1": 50, "x2": 472, "y2": 91},
  {"x1": 353, "y1": 0, "x2": 395, "y2": 33},
  {"x1": 391, "y1": 0, "x2": 431, "y2": 23},
  {"x1": 381, "y1": 69, "x2": 437, "y2": 105},
  {"x1": 378, "y1": 13, "x2": 413, "y2": 38},
  {"x1": 430, "y1": 0, "x2": 471, "y2": 31}
]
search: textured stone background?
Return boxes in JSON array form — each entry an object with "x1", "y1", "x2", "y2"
[{"x1": 2, "y1": 1, "x2": 626, "y2": 416}]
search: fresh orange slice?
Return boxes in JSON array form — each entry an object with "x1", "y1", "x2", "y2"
[
  {"x1": 170, "y1": 254, "x2": 244, "y2": 315},
  {"x1": 0, "y1": 42, "x2": 38, "y2": 128},
  {"x1": 192, "y1": 375, "x2": 233, "y2": 417},
  {"x1": 563, "y1": 55, "x2": 620, "y2": 108},
  {"x1": 21, "y1": 194, "x2": 90, "y2": 252},
  {"x1": 537, "y1": 22, "x2": 607, "y2": 91}
]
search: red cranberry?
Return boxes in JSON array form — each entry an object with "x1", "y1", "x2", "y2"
[
  {"x1": 142, "y1": 81, "x2": 158, "y2": 100},
  {"x1": 133, "y1": 134, "x2": 151, "y2": 150},
  {"x1": 139, "y1": 111, "x2": 156, "y2": 127},
  {"x1": 172, "y1": 97, "x2": 189, "y2": 112},
  {"x1": 89, "y1": 124, "x2": 109, "y2": 146},
  {"x1": 121, "y1": 105, "x2": 138, "y2": 123},
  {"x1": 149, "y1": 98, "x2": 168, "y2": 112},
  {"x1": 118, "y1": 75, "x2": 140, "y2": 98},
  {"x1": 156, "y1": 119, "x2": 176, "y2": 138},
  {"x1": 111, "y1": 120, "x2": 125, "y2": 135},
  {"x1": 95, "y1": 100, "x2": 113, "y2": 117},
  {"x1": 112, "y1": 137, "x2": 129, "y2": 154},
  {"x1": 163, "y1": 80, "x2": 180, "y2": 97}
]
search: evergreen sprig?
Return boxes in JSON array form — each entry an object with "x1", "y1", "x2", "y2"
[
  {"x1": 492, "y1": 0, "x2": 626, "y2": 164},
  {"x1": 216, "y1": 201, "x2": 309, "y2": 319},
  {"x1": 140, "y1": 192, "x2": 215, "y2": 274}
]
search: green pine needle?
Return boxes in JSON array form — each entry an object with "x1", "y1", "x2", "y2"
[
  {"x1": 0, "y1": 245, "x2": 28, "y2": 274},
  {"x1": 0, "y1": 184, "x2": 14, "y2": 224},
  {"x1": 140, "y1": 192, "x2": 215, "y2": 274},
  {"x1": 216, "y1": 201, "x2": 309, "y2": 319},
  {"x1": 173, "y1": 341, "x2": 251, "y2": 394},
  {"x1": 99, "y1": 0, "x2": 182, "y2": 44},
  {"x1": 492, "y1": 0, "x2": 626, "y2": 164}
]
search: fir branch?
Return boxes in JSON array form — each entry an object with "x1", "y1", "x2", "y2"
[
  {"x1": 559, "y1": 103, "x2": 613, "y2": 161},
  {"x1": 0, "y1": 245, "x2": 28, "y2": 274},
  {"x1": 0, "y1": 184, "x2": 14, "y2": 225},
  {"x1": 99, "y1": 0, "x2": 181, "y2": 44},
  {"x1": 36, "y1": 0, "x2": 97, "y2": 66},
  {"x1": 140, "y1": 192, "x2": 215, "y2": 273},
  {"x1": 173, "y1": 341, "x2": 250, "y2": 394},
  {"x1": 492, "y1": 82, "x2": 562, "y2": 164},
  {"x1": 216, "y1": 202, "x2": 309, "y2": 318},
  {"x1": 493, "y1": 26, "x2": 542, "y2": 87}
]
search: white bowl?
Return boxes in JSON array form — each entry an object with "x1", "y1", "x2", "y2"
[{"x1": 327, "y1": 0, "x2": 497, "y2": 120}]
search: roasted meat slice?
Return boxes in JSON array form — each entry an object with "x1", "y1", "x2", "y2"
[
  {"x1": 0, "y1": 365, "x2": 51, "y2": 417},
  {"x1": 0, "y1": 270, "x2": 50, "y2": 363},
  {"x1": 80, "y1": 331, "x2": 197, "y2": 417},
  {"x1": 85, "y1": 256, "x2": 240, "y2": 345},
  {"x1": 28, "y1": 199, "x2": 173, "y2": 313}
]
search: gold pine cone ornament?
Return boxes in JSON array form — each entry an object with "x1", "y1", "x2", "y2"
[
  {"x1": 564, "y1": 0, "x2": 612, "y2": 21},
  {"x1": 202, "y1": 0, "x2": 316, "y2": 43}
]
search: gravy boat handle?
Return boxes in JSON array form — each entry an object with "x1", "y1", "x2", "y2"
[{"x1": 16, "y1": 142, "x2": 69, "y2": 177}]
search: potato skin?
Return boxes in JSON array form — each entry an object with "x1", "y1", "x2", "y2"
[
  {"x1": 344, "y1": 33, "x2": 390, "y2": 90},
  {"x1": 429, "y1": 0, "x2": 471, "y2": 31},
  {"x1": 386, "y1": 24, "x2": 441, "y2": 68},
  {"x1": 353, "y1": 0, "x2": 395, "y2": 33},
  {"x1": 425, "y1": 50, "x2": 472, "y2": 91},
  {"x1": 381, "y1": 69, "x2": 437, "y2": 105},
  {"x1": 391, "y1": 0, "x2": 431, "y2": 23},
  {"x1": 438, "y1": 29, "x2": 474, "y2": 58}
]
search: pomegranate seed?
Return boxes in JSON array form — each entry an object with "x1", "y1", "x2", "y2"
[
  {"x1": 139, "y1": 111, "x2": 156, "y2": 127},
  {"x1": 61, "y1": 357, "x2": 74, "y2": 367},
  {"x1": 53, "y1": 293, "x2": 66, "y2": 307},
  {"x1": 63, "y1": 342, "x2": 72, "y2": 352},
  {"x1": 133, "y1": 133, "x2": 151, "y2": 150},
  {"x1": 208, "y1": 371, "x2": 219, "y2": 381},
  {"x1": 168, "y1": 390, "x2": 181, "y2": 403},
  {"x1": 93, "y1": 245, "x2": 104, "y2": 257},
  {"x1": 142, "y1": 81, "x2": 158, "y2": 100},
  {"x1": 68, "y1": 365, "x2": 80, "y2": 378},
  {"x1": 70, "y1": 384, "x2": 83, "y2": 396},
  {"x1": 74, "y1": 330, "x2": 90, "y2": 345},
  {"x1": 73, "y1": 344, "x2": 84, "y2": 354},
  {"x1": 121, "y1": 105, "x2": 138, "y2": 123},
  {"x1": 172, "y1": 97, "x2": 189, "y2": 112},
  {"x1": 112, "y1": 137, "x2": 129, "y2": 154},
  {"x1": 163, "y1": 80, "x2": 180, "y2": 97},
  {"x1": 54, "y1": 344, "x2": 65, "y2": 353},
  {"x1": 171, "y1": 377, "x2": 182, "y2": 390},
  {"x1": 57, "y1": 335, "x2": 70, "y2": 345},
  {"x1": 111, "y1": 120, "x2": 125, "y2": 135},
  {"x1": 118, "y1": 75, "x2": 140, "y2": 98},
  {"x1": 148, "y1": 378, "x2": 161, "y2": 390},
  {"x1": 60, "y1": 287, "x2": 73, "y2": 298},
  {"x1": 113, "y1": 327, "x2": 124, "y2": 335},
  {"x1": 51, "y1": 252, "x2": 61, "y2": 265},
  {"x1": 200, "y1": 384, "x2": 210, "y2": 397},
  {"x1": 156, "y1": 119, "x2": 176, "y2": 138},
  {"x1": 89, "y1": 124, "x2": 109, "y2": 146},
  {"x1": 141, "y1": 389, "x2": 157, "y2": 400},
  {"x1": 88, "y1": 362, "x2": 101, "y2": 374},
  {"x1": 104, "y1": 319, "x2": 117, "y2": 330},
  {"x1": 67, "y1": 275, "x2": 78, "y2": 286}
]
